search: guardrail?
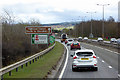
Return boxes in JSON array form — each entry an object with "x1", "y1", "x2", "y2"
[
  {"x1": 88, "y1": 39, "x2": 118, "y2": 45},
  {"x1": 0, "y1": 43, "x2": 56, "y2": 79}
]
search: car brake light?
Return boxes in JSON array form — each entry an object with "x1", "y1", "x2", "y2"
[
  {"x1": 65, "y1": 41, "x2": 67, "y2": 43},
  {"x1": 71, "y1": 43, "x2": 73, "y2": 46},
  {"x1": 73, "y1": 56, "x2": 77, "y2": 59},
  {"x1": 94, "y1": 64, "x2": 97, "y2": 66},
  {"x1": 93, "y1": 56, "x2": 96, "y2": 58}
]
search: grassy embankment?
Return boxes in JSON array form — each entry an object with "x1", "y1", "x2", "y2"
[{"x1": 3, "y1": 41, "x2": 64, "y2": 78}]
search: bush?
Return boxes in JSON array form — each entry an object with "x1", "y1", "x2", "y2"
[{"x1": 2, "y1": 23, "x2": 47, "y2": 67}]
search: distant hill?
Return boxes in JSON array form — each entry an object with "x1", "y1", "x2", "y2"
[
  {"x1": 42, "y1": 22, "x2": 79, "y2": 27},
  {"x1": 42, "y1": 22, "x2": 80, "y2": 30}
]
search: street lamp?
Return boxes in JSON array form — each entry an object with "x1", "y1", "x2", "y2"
[
  {"x1": 86, "y1": 12, "x2": 96, "y2": 38},
  {"x1": 97, "y1": 4, "x2": 110, "y2": 38},
  {"x1": 71, "y1": 19, "x2": 77, "y2": 38}
]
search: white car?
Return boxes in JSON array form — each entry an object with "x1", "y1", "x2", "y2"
[
  {"x1": 83, "y1": 37, "x2": 88, "y2": 40},
  {"x1": 97, "y1": 37, "x2": 103, "y2": 42},
  {"x1": 78, "y1": 37, "x2": 82, "y2": 41},
  {"x1": 65, "y1": 39, "x2": 74, "y2": 46},
  {"x1": 110, "y1": 38, "x2": 117, "y2": 43},
  {"x1": 117, "y1": 38, "x2": 120, "y2": 45},
  {"x1": 72, "y1": 49, "x2": 98, "y2": 71}
]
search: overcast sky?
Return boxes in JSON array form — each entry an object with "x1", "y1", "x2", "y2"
[{"x1": 0, "y1": 0, "x2": 119, "y2": 24}]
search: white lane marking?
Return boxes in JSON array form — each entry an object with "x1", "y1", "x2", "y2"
[
  {"x1": 95, "y1": 46, "x2": 104, "y2": 50},
  {"x1": 108, "y1": 66, "x2": 112, "y2": 68},
  {"x1": 97, "y1": 57, "x2": 100, "y2": 59},
  {"x1": 58, "y1": 44, "x2": 69, "y2": 79},
  {"x1": 102, "y1": 60, "x2": 105, "y2": 63},
  {"x1": 81, "y1": 46, "x2": 87, "y2": 49},
  {"x1": 83, "y1": 43, "x2": 119, "y2": 54},
  {"x1": 118, "y1": 74, "x2": 120, "y2": 77}
]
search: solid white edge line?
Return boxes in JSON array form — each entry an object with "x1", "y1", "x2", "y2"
[{"x1": 58, "y1": 44, "x2": 69, "y2": 79}]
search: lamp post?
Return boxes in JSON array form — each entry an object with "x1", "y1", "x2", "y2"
[
  {"x1": 71, "y1": 19, "x2": 77, "y2": 38},
  {"x1": 97, "y1": 4, "x2": 110, "y2": 38},
  {"x1": 86, "y1": 12, "x2": 96, "y2": 38}
]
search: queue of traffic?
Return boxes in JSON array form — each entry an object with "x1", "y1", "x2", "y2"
[{"x1": 60, "y1": 33, "x2": 98, "y2": 72}]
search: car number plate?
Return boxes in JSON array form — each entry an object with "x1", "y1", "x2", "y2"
[
  {"x1": 81, "y1": 58, "x2": 89, "y2": 60},
  {"x1": 74, "y1": 45, "x2": 77, "y2": 46}
]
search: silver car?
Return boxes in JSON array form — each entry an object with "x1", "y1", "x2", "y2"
[
  {"x1": 97, "y1": 37, "x2": 103, "y2": 42},
  {"x1": 83, "y1": 37, "x2": 88, "y2": 41},
  {"x1": 78, "y1": 37, "x2": 82, "y2": 41},
  {"x1": 72, "y1": 49, "x2": 98, "y2": 71},
  {"x1": 110, "y1": 38, "x2": 117, "y2": 43},
  {"x1": 66, "y1": 39, "x2": 74, "y2": 46},
  {"x1": 117, "y1": 38, "x2": 120, "y2": 45}
]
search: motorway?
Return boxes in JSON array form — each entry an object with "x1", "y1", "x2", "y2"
[{"x1": 56, "y1": 39, "x2": 119, "y2": 79}]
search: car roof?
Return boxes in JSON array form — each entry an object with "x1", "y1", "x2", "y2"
[
  {"x1": 98, "y1": 37, "x2": 102, "y2": 38},
  {"x1": 67, "y1": 39, "x2": 73, "y2": 40},
  {"x1": 75, "y1": 49, "x2": 94, "y2": 53},
  {"x1": 111, "y1": 38, "x2": 116, "y2": 39}
]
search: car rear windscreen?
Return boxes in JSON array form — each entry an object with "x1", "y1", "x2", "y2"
[
  {"x1": 68, "y1": 40, "x2": 73, "y2": 41},
  {"x1": 76, "y1": 52, "x2": 93, "y2": 56},
  {"x1": 62, "y1": 35, "x2": 67, "y2": 39},
  {"x1": 73, "y1": 43, "x2": 79, "y2": 45}
]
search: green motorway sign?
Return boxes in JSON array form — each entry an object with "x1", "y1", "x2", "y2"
[{"x1": 50, "y1": 36, "x2": 55, "y2": 44}]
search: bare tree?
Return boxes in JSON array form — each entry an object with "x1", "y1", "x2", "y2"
[
  {"x1": 2, "y1": 9, "x2": 16, "y2": 24},
  {"x1": 107, "y1": 16, "x2": 115, "y2": 22}
]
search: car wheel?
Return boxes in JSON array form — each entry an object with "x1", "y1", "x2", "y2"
[
  {"x1": 94, "y1": 67, "x2": 98, "y2": 71},
  {"x1": 72, "y1": 67, "x2": 77, "y2": 72},
  {"x1": 71, "y1": 48, "x2": 72, "y2": 50}
]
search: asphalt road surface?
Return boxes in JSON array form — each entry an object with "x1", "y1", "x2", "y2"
[{"x1": 56, "y1": 39, "x2": 119, "y2": 79}]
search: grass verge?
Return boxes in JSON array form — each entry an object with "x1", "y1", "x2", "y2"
[{"x1": 3, "y1": 41, "x2": 64, "y2": 78}]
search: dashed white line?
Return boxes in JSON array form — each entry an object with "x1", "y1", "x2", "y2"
[
  {"x1": 97, "y1": 57, "x2": 99, "y2": 58},
  {"x1": 118, "y1": 74, "x2": 120, "y2": 77},
  {"x1": 102, "y1": 60, "x2": 105, "y2": 63},
  {"x1": 108, "y1": 66, "x2": 112, "y2": 69}
]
